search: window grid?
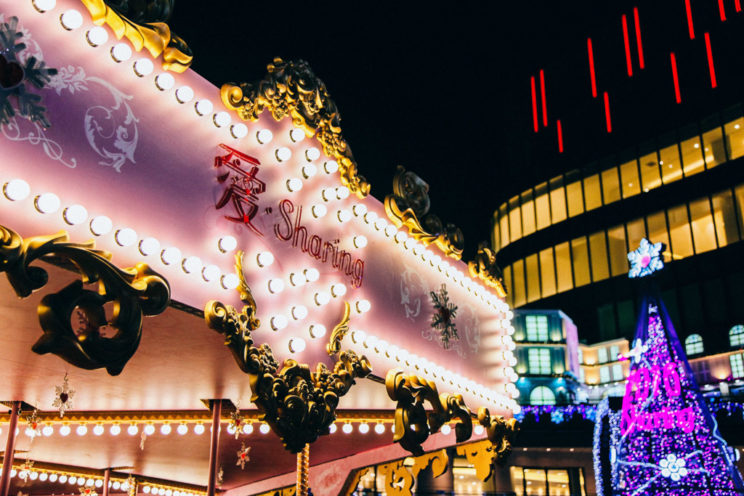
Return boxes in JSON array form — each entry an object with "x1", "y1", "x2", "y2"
[
  {"x1": 685, "y1": 334, "x2": 704, "y2": 355},
  {"x1": 529, "y1": 386, "x2": 556, "y2": 405},
  {"x1": 528, "y1": 348, "x2": 552, "y2": 375},
  {"x1": 731, "y1": 325, "x2": 744, "y2": 348},
  {"x1": 730, "y1": 353, "x2": 744, "y2": 379},
  {"x1": 525, "y1": 315, "x2": 549, "y2": 342}
]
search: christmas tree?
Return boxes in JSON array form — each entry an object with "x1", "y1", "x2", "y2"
[{"x1": 600, "y1": 238, "x2": 744, "y2": 495}]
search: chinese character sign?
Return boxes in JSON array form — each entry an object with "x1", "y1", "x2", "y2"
[{"x1": 214, "y1": 144, "x2": 265, "y2": 236}]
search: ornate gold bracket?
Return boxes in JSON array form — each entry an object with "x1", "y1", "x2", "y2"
[
  {"x1": 455, "y1": 409, "x2": 519, "y2": 482},
  {"x1": 377, "y1": 449, "x2": 448, "y2": 496},
  {"x1": 0, "y1": 226, "x2": 170, "y2": 375},
  {"x1": 79, "y1": 0, "x2": 192, "y2": 72},
  {"x1": 384, "y1": 166, "x2": 464, "y2": 260},
  {"x1": 221, "y1": 57, "x2": 370, "y2": 198},
  {"x1": 385, "y1": 369, "x2": 472, "y2": 456},
  {"x1": 204, "y1": 255, "x2": 371, "y2": 453},
  {"x1": 326, "y1": 301, "x2": 350, "y2": 356},
  {"x1": 467, "y1": 242, "x2": 506, "y2": 297}
]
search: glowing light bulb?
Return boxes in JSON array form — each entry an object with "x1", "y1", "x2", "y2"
[
  {"x1": 60, "y1": 9, "x2": 83, "y2": 30},
  {"x1": 218, "y1": 236, "x2": 238, "y2": 253},
  {"x1": 60, "y1": 425, "x2": 71, "y2": 436},
  {"x1": 39, "y1": 472, "x2": 48, "y2": 481},
  {"x1": 287, "y1": 178, "x2": 303, "y2": 192},
  {"x1": 342, "y1": 423, "x2": 353, "y2": 434},
  {"x1": 111, "y1": 43, "x2": 132, "y2": 62},
  {"x1": 270, "y1": 314, "x2": 288, "y2": 331},
  {"x1": 35, "y1": 193, "x2": 60, "y2": 214},
  {"x1": 127, "y1": 424, "x2": 138, "y2": 436},
  {"x1": 69, "y1": 476, "x2": 77, "y2": 484},
  {"x1": 221, "y1": 273, "x2": 240, "y2": 290},
  {"x1": 474, "y1": 425, "x2": 485, "y2": 436},
  {"x1": 324, "y1": 160, "x2": 339, "y2": 174},
  {"x1": 331, "y1": 283, "x2": 347, "y2": 297},
  {"x1": 302, "y1": 163, "x2": 317, "y2": 179},
  {"x1": 110, "y1": 424, "x2": 121, "y2": 436},
  {"x1": 213, "y1": 111, "x2": 231, "y2": 128},
  {"x1": 259, "y1": 423, "x2": 270, "y2": 434},
  {"x1": 3, "y1": 179, "x2": 30, "y2": 201},
  {"x1": 95, "y1": 479, "x2": 102, "y2": 487},
  {"x1": 384, "y1": 225, "x2": 396, "y2": 237},
  {"x1": 337, "y1": 209, "x2": 352, "y2": 223},
  {"x1": 329, "y1": 423, "x2": 337, "y2": 434},
  {"x1": 133, "y1": 58, "x2": 154, "y2": 77},
  {"x1": 312, "y1": 204, "x2": 327, "y2": 218},
  {"x1": 304, "y1": 267, "x2": 320, "y2": 282},
  {"x1": 321, "y1": 188, "x2": 335, "y2": 202},
  {"x1": 194, "y1": 423, "x2": 205, "y2": 435},
  {"x1": 309, "y1": 324, "x2": 326, "y2": 338},
  {"x1": 441, "y1": 424, "x2": 452, "y2": 435},
  {"x1": 288, "y1": 337, "x2": 306, "y2": 353},
  {"x1": 181, "y1": 256, "x2": 202, "y2": 274},
  {"x1": 143, "y1": 486, "x2": 151, "y2": 494},
  {"x1": 335, "y1": 187, "x2": 350, "y2": 200},
  {"x1": 202, "y1": 265, "x2": 220, "y2": 282},
  {"x1": 175, "y1": 86, "x2": 194, "y2": 104},
  {"x1": 394, "y1": 231, "x2": 408, "y2": 244},
  {"x1": 160, "y1": 424, "x2": 172, "y2": 435},
  {"x1": 305, "y1": 147, "x2": 321, "y2": 161},
  {"x1": 256, "y1": 251, "x2": 274, "y2": 267},
  {"x1": 58, "y1": 475, "x2": 67, "y2": 483},
  {"x1": 289, "y1": 128, "x2": 305, "y2": 142},
  {"x1": 374, "y1": 423, "x2": 385, "y2": 434},
  {"x1": 160, "y1": 246, "x2": 181, "y2": 265},
  {"x1": 144, "y1": 424, "x2": 155, "y2": 435},
  {"x1": 275, "y1": 147, "x2": 291, "y2": 162},
  {"x1": 358, "y1": 423, "x2": 369, "y2": 434},
  {"x1": 290, "y1": 272, "x2": 307, "y2": 286},
  {"x1": 194, "y1": 99, "x2": 213, "y2": 116},
  {"x1": 374, "y1": 218, "x2": 387, "y2": 231},
  {"x1": 32, "y1": 0, "x2": 56, "y2": 12},
  {"x1": 177, "y1": 423, "x2": 188, "y2": 435},
  {"x1": 350, "y1": 329, "x2": 367, "y2": 345},
  {"x1": 86, "y1": 26, "x2": 108, "y2": 47},
  {"x1": 231, "y1": 123, "x2": 248, "y2": 139},
  {"x1": 115, "y1": 228, "x2": 137, "y2": 247},
  {"x1": 353, "y1": 235, "x2": 368, "y2": 248},
  {"x1": 42, "y1": 425, "x2": 53, "y2": 436},
  {"x1": 155, "y1": 73, "x2": 175, "y2": 91},
  {"x1": 139, "y1": 237, "x2": 160, "y2": 256},
  {"x1": 76, "y1": 425, "x2": 87, "y2": 436},
  {"x1": 291, "y1": 305, "x2": 308, "y2": 320},
  {"x1": 355, "y1": 300, "x2": 371, "y2": 313},
  {"x1": 256, "y1": 129, "x2": 273, "y2": 144},
  {"x1": 268, "y1": 278, "x2": 285, "y2": 294},
  {"x1": 63, "y1": 204, "x2": 88, "y2": 225},
  {"x1": 93, "y1": 424, "x2": 104, "y2": 436}
]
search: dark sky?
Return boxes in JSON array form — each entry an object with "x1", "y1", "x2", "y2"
[{"x1": 169, "y1": 2, "x2": 621, "y2": 260}]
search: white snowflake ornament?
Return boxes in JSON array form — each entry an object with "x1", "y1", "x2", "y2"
[
  {"x1": 628, "y1": 238, "x2": 665, "y2": 278},
  {"x1": 659, "y1": 453, "x2": 688, "y2": 481},
  {"x1": 52, "y1": 373, "x2": 74, "y2": 417}
]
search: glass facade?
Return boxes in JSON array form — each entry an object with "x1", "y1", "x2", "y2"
[
  {"x1": 510, "y1": 467, "x2": 586, "y2": 496},
  {"x1": 493, "y1": 115, "x2": 744, "y2": 252},
  {"x1": 502, "y1": 184, "x2": 744, "y2": 306}
]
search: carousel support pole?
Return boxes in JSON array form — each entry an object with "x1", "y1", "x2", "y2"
[
  {"x1": 102, "y1": 468, "x2": 111, "y2": 496},
  {"x1": 296, "y1": 443, "x2": 310, "y2": 496},
  {"x1": 206, "y1": 400, "x2": 222, "y2": 496},
  {"x1": 0, "y1": 401, "x2": 20, "y2": 496}
]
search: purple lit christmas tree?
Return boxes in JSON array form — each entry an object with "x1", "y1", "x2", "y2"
[{"x1": 595, "y1": 239, "x2": 744, "y2": 496}]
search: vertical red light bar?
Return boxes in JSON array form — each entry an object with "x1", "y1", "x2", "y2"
[
  {"x1": 603, "y1": 92, "x2": 612, "y2": 133},
  {"x1": 736, "y1": 0, "x2": 742, "y2": 13},
  {"x1": 531, "y1": 76, "x2": 538, "y2": 132},
  {"x1": 685, "y1": 0, "x2": 695, "y2": 39},
  {"x1": 704, "y1": 32, "x2": 717, "y2": 88},
  {"x1": 557, "y1": 119, "x2": 564, "y2": 153},
  {"x1": 670, "y1": 52, "x2": 682, "y2": 103},
  {"x1": 587, "y1": 38, "x2": 598, "y2": 97},
  {"x1": 540, "y1": 69, "x2": 548, "y2": 127},
  {"x1": 633, "y1": 8, "x2": 645, "y2": 69},
  {"x1": 622, "y1": 14, "x2": 633, "y2": 76},
  {"x1": 718, "y1": 0, "x2": 727, "y2": 20}
]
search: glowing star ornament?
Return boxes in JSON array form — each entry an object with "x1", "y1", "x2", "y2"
[
  {"x1": 627, "y1": 238, "x2": 664, "y2": 278},
  {"x1": 17, "y1": 460, "x2": 33, "y2": 482},
  {"x1": 229, "y1": 409, "x2": 245, "y2": 440},
  {"x1": 236, "y1": 443, "x2": 251, "y2": 469},
  {"x1": 80, "y1": 487, "x2": 97, "y2": 496},
  {"x1": 52, "y1": 373, "x2": 75, "y2": 417},
  {"x1": 429, "y1": 284, "x2": 459, "y2": 349},
  {"x1": 25, "y1": 409, "x2": 42, "y2": 438}
]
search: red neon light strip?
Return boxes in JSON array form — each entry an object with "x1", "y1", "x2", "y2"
[
  {"x1": 633, "y1": 8, "x2": 645, "y2": 69},
  {"x1": 670, "y1": 52, "x2": 681, "y2": 103},
  {"x1": 736, "y1": 0, "x2": 742, "y2": 13},
  {"x1": 685, "y1": 0, "x2": 695, "y2": 39},
  {"x1": 587, "y1": 38, "x2": 598, "y2": 97},
  {"x1": 604, "y1": 92, "x2": 612, "y2": 133},
  {"x1": 531, "y1": 76, "x2": 538, "y2": 132},
  {"x1": 540, "y1": 69, "x2": 548, "y2": 127},
  {"x1": 622, "y1": 14, "x2": 633, "y2": 76},
  {"x1": 557, "y1": 119, "x2": 564, "y2": 153},
  {"x1": 718, "y1": 0, "x2": 727, "y2": 20},
  {"x1": 704, "y1": 32, "x2": 717, "y2": 88}
]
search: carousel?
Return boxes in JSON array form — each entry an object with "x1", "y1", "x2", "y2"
[{"x1": 0, "y1": 1, "x2": 518, "y2": 495}]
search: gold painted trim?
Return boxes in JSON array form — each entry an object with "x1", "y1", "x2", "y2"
[
  {"x1": 467, "y1": 242, "x2": 507, "y2": 297},
  {"x1": 326, "y1": 301, "x2": 351, "y2": 356}
]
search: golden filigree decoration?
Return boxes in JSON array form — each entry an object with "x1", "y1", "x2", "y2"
[
  {"x1": 79, "y1": 0, "x2": 192, "y2": 73},
  {"x1": 477, "y1": 407, "x2": 520, "y2": 465},
  {"x1": 384, "y1": 166, "x2": 464, "y2": 260},
  {"x1": 385, "y1": 369, "x2": 472, "y2": 456},
  {"x1": 377, "y1": 449, "x2": 449, "y2": 496},
  {"x1": 0, "y1": 226, "x2": 170, "y2": 375},
  {"x1": 341, "y1": 467, "x2": 372, "y2": 496},
  {"x1": 468, "y1": 242, "x2": 506, "y2": 297},
  {"x1": 456, "y1": 440, "x2": 494, "y2": 482},
  {"x1": 221, "y1": 57, "x2": 370, "y2": 198},
  {"x1": 326, "y1": 301, "x2": 351, "y2": 356}
]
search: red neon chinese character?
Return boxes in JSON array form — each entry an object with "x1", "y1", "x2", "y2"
[{"x1": 214, "y1": 144, "x2": 265, "y2": 236}]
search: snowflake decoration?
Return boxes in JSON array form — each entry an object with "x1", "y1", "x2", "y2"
[
  {"x1": 429, "y1": 284, "x2": 459, "y2": 348},
  {"x1": 628, "y1": 238, "x2": 665, "y2": 279},
  {"x1": 52, "y1": 373, "x2": 74, "y2": 417},
  {"x1": 17, "y1": 460, "x2": 33, "y2": 482},
  {"x1": 0, "y1": 16, "x2": 57, "y2": 128},
  {"x1": 236, "y1": 443, "x2": 251, "y2": 469},
  {"x1": 550, "y1": 409, "x2": 565, "y2": 424},
  {"x1": 25, "y1": 409, "x2": 41, "y2": 438},
  {"x1": 623, "y1": 338, "x2": 649, "y2": 365},
  {"x1": 659, "y1": 454, "x2": 689, "y2": 481},
  {"x1": 229, "y1": 409, "x2": 245, "y2": 439},
  {"x1": 123, "y1": 476, "x2": 136, "y2": 496},
  {"x1": 80, "y1": 487, "x2": 97, "y2": 496},
  {"x1": 140, "y1": 430, "x2": 147, "y2": 450}
]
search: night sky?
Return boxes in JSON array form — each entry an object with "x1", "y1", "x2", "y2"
[{"x1": 170, "y1": 2, "x2": 630, "y2": 260}]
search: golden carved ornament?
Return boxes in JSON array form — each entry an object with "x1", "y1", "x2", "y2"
[
  {"x1": 477, "y1": 407, "x2": 520, "y2": 465},
  {"x1": 221, "y1": 58, "x2": 370, "y2": 198},
  {"x1": 0, "y1": 226, "x2": 170, "y2": 375},
  {"x1": 377, "y1": 449, "x2": 449, "y2": 496},
  {"x1": 326, "y1": 301, "x2": 351, "y2": 356},
  {"x1": 456, "y1": 440, "x2": 494, "y2": 482},
  {"x1": 468, "y1": 242, "x2": 507, "y2": 297},
  {"x1": 79, "y1": 0, "x2": 192, "y2": 72},
  {"x1": 205, "y1": 258, "x2": 372, "y2": 453},
  {"x1": 385, "y1": 369, "x2": 472, "y2": 456},
  {"x1": 341, "y1": 467, "x2": 371, "y2": 496},
  {"x1": 384, "y1": 166, "x2": 464, "y2": 260}
]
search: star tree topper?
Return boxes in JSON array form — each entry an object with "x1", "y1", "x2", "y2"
[
  {"x1": 627, "y1": 238, "x2": 665, "y2": 279},
  {"x1": 52, "y1": 373, "x2": 74, "y2": 417}
]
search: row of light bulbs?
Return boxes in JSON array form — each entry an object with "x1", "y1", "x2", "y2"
[{"x1": 347, "y1": 329, "x2": 520, "y2": 411}]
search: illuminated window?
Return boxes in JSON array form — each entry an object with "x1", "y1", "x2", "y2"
[
  {"x1": 724, "y1": 117, "x2": 744, "y2": 160},
  {"x1": 620, "y1": 159, "x2": 641, "y2": 198},
  {"x1": 730, "y1": 354, "x2": 744, "y2": 379},
  {"x1": 583, "y1": 173, "x2": 602, "y2": 211},
  {"x1": 555, "y1": 242, "x2": 573, "y2": 292},
  {"x1": 589, "y1": 231, "x2": 609, "y2": 281},
  {"x1": 681, "y1": 135, "x2": 705, "y2": 177},
  {"x1": 668, "y1": 204, "x2": 694, "y2": 260},
  {"x1": 504, "y1": 265, "x2": 513, "y2": 307},
  {"x1": 601, "y1": 168, "x2": 621, "y2": 204},
  {"x1": 712, "y1": 190, "x2": 739, "y2": 248},
  {"x1": 685, "y1": 334, "x2": 704, "y2": 355},
  {"x1": 612, "y1": 363, "x2": 624, "y2": 381},
  {"x1": 513, "y1": 259, "x2": 526, "y2": 307},
  {"x1": 599, "y1": 366, "x2": 610, "y2": 383},
  {"x1": 526, "y1": 254, "x2": 541, "y2": 303},
  {"x1": 702, "y1": 126, "x2": 725, "y2": 168},
  {"x1": 526, "y1": 315, "x2": 549, "y2": 341},
  {"x1": 529, "y1": 385, "x2": 555, "y2": 405},
  {"x1": 539, "y1": 248, "x2": 557, "y2": 297},
  {"x1": 609, "y1": 345, "x2": 620, "y2": 360},
  {"x1": 521, "y1": 190, "x2": 536, "y2": 236},
  {"x1": 639, "y1": 151, "x2": 661, "y2": 192},
  {"x1": 535, "y1": 182, "x2": 551, "y2": 230},
  {"x1": 598, "y1": 347, "x2": 608, "y2": 364},
  {"x1": 550, "y1": 176, "x2": 567, "y2": 224},
  {"x1": 452, "y1": 457, "x2": 484, "y2": 495},
  {"x1": 646, "y1": 210, "x2": 671, "y2": 262},
  {"x1": 499, "y1": 204, "x2": 509, "y2": 247},
  {"x1": 571, "y1": 236, "x2": 591, "y2": 287},
  {"x1": 689, "y1": 197, "x2": 716, "y2": 253},
  {"x1": 510, "y1": 467, "x2": 586, "y2": 496},
  {"x1": 509, "y1": 195, "x2": 522, "y2": 242},
  {"x1": 730, "y1": 325, "x2": 744, "y2": 348},
  {"x1": 625, "y1": 218, "x2": 647, "y2": 257},
  {"x1": 660, "y1": 143, "x2": 683, "y2": 185},
  {"x1": 566, "y1": 177, "x2": 584, "y2": 217},
  {"x1": 607, "y1": 225, "x2": 628, "y2": 276},
  {"x1": 528, "y1": 348, "x2": 552, "y2": 375}
]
